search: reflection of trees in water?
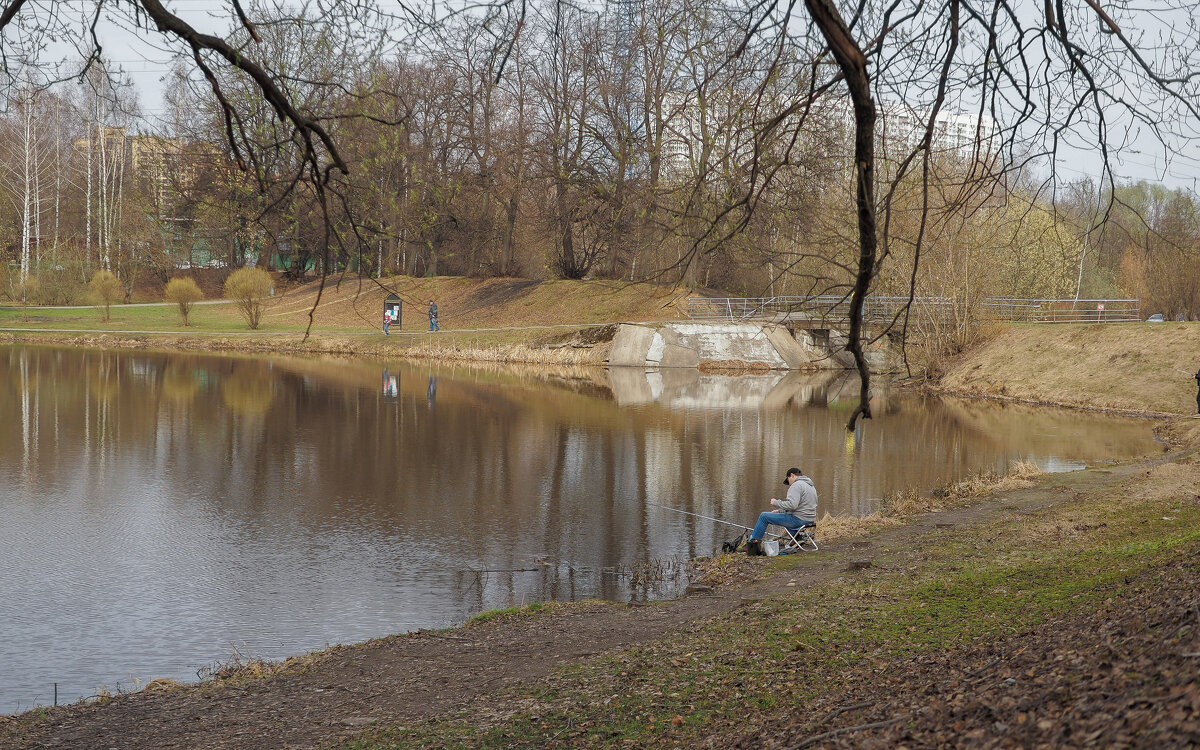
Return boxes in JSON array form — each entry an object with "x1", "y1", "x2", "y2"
[
  {"x1": 928, "y1": 396, "x2": 1157, "y2": 460},
  {"x1": 84, "y1": 354, "x2": 120, "y2": 403},
  {"x1": 162, "y1": 364, "x2": 200, "y2": 403},
  {"x1": 221, "y1": 367, "x2": 276, "y2": 417},
  {"x1": 0, "y1": 347, "x2": 176, "y2": 485}
]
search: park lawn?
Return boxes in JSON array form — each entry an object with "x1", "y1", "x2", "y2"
[
  {"x1": 0, "y1": 275, "x2": 689, "y2": 364},
  {"x1": 1, "y1": 275, "x2": 690, "y2": 339},
  {"x1": 0, "y1": 301, "x2": 259, "y2": 333}
]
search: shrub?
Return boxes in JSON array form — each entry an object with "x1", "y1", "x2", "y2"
[
  {"x1": 88, "y1": 270, "x2": 123, "y2": 322},
  {"x1": 4, "y1": 275, "x2": 39, "y2": 320},
  {"x1": 164, "y1": 277, "x2": 204, "y2": 326},
  {"x1": 15, "y1": 275, "x2": 39, "y2": 304},
  {"x1": 36, "y1": 265, "x2": 85, "y2": 305},
  {"x1": 223, "y1": 267, "x2": 273, "y2": 329}
]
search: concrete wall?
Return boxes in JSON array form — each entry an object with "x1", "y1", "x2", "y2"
[
  {"x1": 607, "y1": 368, "x2": 860, "y2": 408},
  {"x1": 609, "y1": 322, "x2": 872, "y2": 370}
]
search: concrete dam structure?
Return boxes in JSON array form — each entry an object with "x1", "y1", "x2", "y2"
[{"x1": 607, "y1": 322, "x2": 893, "y2": 371}]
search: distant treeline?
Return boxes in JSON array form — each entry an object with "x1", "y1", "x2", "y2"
[{"x1": 0, "y1": 0, "x2": 1196, "y2": 321}]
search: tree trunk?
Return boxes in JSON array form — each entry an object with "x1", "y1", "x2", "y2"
[
  {"x1": 500, "y1": 192, "x2": 518, "y2": 277},
  {"x1": 85, "y1": 99, "x2": 93, "y2": 275},
  {"x1": 803, "y1": 0, "x2": 878, "y2": 430},
  {"x1": 53, "y1": 101, "x2": 61, "y2": 270},
  {"x1": 20, "y1": 90, "x2": 32, "y2": 284},
  {"x1": 556, "y1": 179, "x2": 577, "y2": 278}
]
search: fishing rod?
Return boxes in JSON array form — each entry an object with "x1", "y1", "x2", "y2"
[
  {"x1": 1177, "y1": 368, "x2": 1198, "y2": 376},
  {"x1": 652, "y1": 503, "x2": 754, "y2": 532}
]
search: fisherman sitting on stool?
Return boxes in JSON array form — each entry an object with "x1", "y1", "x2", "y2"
[{"x1": 746, "y1": 467, "x2": 818, "y2": 556}]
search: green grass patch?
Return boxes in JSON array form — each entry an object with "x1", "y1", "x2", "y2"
[
  {"x1": 465, "y1": 601, "x2": 553, "y2": 626},
  {"x1": 0, "y1": 301, "x2": 257, "y2": 332}
]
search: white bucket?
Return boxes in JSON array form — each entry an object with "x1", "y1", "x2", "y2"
[{"x1": 763, "y1": 540, "x2": 780, "y2": 556}]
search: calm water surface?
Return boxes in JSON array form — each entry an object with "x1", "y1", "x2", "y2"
[{"x1": 0, "y1": 344, "x2": 1161, "y2": 712}]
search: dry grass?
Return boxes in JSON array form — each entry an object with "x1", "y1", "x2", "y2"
[
  {"x1": 813, "y1": 511, "x2": 903, "y2": 541},
  {"x1": 198, "y1": 648, "x2": 285, "y2": 682},
  {"x1": 938, "y1": 322, "x2": 1200, "y2": 415},
  {"x1": 1158, "y1": 416, "x2": 1200, "y2": 460},
  {"x1": 399, "y1": 342, "x2": 607, "y2": 366},
  {"x1": 815, "y1": 460, "x2": 1045, "y2": 544},
  {"x1": 262, "y1": 276, "x2": 692, "y2": 332},
  {"x1": 140, "y1": 679, "x2": 186, "y2": 694},
  {"x1": 697, "y1": 360, "x2": 774, "y2": 374},
  {"x1": 692, "y1": 550, "x2": 764, "y2": 588},
  {"x1": 907, "y1": 314, "x2": 1008, "y2": 382}
]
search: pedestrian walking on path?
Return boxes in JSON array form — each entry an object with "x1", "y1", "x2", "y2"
[{"x1": 428, "y1": 300, "x2": 439, "y2": 331}]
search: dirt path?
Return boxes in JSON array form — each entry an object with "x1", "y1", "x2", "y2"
[{"x1": 0, "y1": 454, "x2": 1166, "y2": 750}]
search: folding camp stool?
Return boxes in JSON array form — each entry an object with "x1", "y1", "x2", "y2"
[{"x1": 776, "y1": 522, "x2": 818, "y2": 552}]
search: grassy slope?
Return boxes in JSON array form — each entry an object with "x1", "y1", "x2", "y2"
[
  {"x1": 0, "y1": 276, "x2": 689, "y2": 335},
  {"x1": 0, "y1": 276, "x2": 694, "y2": 362},
  {"x1": 938, "y1": 322, "x2": 1200, "y2": 415}
]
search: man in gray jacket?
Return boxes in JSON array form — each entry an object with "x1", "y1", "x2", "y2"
[{"x1": 746, "y1": 467, "x2": 817, "y2": 555}]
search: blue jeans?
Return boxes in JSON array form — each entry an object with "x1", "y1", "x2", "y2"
[
  {"x1": 429, "y1": 319, "x2": 439, "y2": 331},
  {"x1": 751, "y1": 512, "x2": 811, "y2": 541}
]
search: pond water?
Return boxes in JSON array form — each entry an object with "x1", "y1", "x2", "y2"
[{"x1": 0, "y1": 344, "x2": 1162, "y2": 712}]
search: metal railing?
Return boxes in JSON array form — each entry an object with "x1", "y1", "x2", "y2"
[{"x1": 686, "y1": 296, "x2": 1142, "y2": 324}]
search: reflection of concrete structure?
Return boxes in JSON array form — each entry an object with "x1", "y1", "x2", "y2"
[
  {"x1": 607, "y1": 368, "x2": 856, "y2": 409},
  {"x1": 609, "y1": 322, "x2": 860, "y2": 370}
]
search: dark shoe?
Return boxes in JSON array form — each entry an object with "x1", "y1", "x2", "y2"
[{"x1": 745, "y1": 539, "x2": 763, "y2": 556}]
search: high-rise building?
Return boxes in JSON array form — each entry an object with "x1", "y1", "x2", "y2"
[{"x1": 878, "y1": 103, "x2": 999, "y2": 158}]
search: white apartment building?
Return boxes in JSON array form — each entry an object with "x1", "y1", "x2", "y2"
[
  {"x1": 878, "y1": 103, "x2": 999, "y2": 158},
  {"x1": 653, "y1": 94, "x2": 997, "y2": 182}
]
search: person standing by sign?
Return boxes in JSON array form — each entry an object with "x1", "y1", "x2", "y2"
[
  {"x1": 1195, "y1": 364, "x2": 1200, "y2": 415},
  {"x1": 383, "y1": 310, "x2": 391, "y2": 335},
  {"x1": 428, "y1": 299, "x2": 439, "y2": 331}
]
